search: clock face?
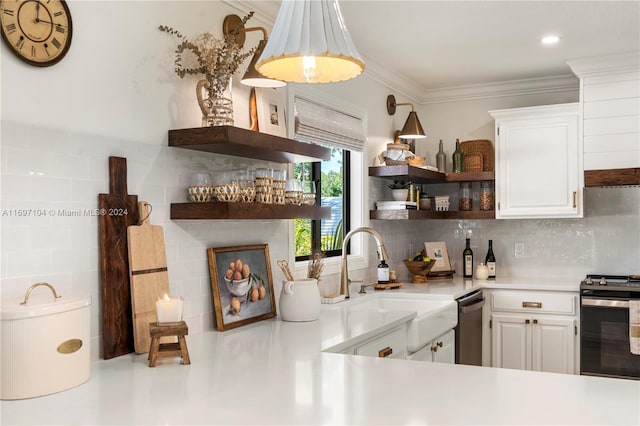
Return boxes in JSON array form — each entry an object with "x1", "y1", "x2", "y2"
[{"x1": 0, "y1": 0, "x2": 72, "y2": 67}]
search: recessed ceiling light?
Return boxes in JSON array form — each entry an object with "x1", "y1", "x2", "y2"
[{"x1": 541, "y1": 35, "x2": 560, "y2": 45}]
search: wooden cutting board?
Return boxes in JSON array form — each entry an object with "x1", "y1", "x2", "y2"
[
  {"x1": 127, "y1": 201, "x2": 171, "y2": 354},
  {"x1": 98, "y1": 157, "x2": 139, "y2": 359}
]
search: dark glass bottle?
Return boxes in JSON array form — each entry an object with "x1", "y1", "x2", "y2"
[
  {"x1": 436, "y1": 139, "x2": 446, "y2": 172},
  {"x1": 485, "y1": 240, "x2": 496, "y2": 279},
  {"x1": 377, "y1": 259, "x2": 390, "y2": 284},
  {"x1": 463, "y1": 235, "x2": 473, "y2": 278},
  {"x1": 452, "y1": 139, "x2": 463, "y2": 173}
]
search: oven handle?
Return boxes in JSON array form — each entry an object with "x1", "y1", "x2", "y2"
[{"x1": 581, "y1": 298, "x2": 629, "y2": 308}]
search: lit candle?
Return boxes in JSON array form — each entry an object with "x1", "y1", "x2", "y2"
[{"x1": 155, "y1": 294, "x2": 184, "y2": 324}]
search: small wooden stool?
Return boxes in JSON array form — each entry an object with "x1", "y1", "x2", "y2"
[{"x1": 148, "y1": 321, "x2": 191, "y2": 367}]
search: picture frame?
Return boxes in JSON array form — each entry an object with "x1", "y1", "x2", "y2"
[
  {"x1": 207, "y1": 244, "x2": 276, "y2": 331},
  {"x1": 424, "y1": 241, "x2": 452, "y2": 272},
  {"x1": 255, "y1": 87, "x2": 286, "y2": 137}
]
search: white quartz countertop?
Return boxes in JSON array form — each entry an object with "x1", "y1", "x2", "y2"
[{"x1": 3, "y1": 280, "x2": 638, "y2": 426}]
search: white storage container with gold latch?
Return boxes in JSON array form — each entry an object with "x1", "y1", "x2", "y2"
[{"x1": 1, "y1": 282, "x2": 91, "y2": 400}]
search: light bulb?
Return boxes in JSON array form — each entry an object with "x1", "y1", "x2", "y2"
[{"x1": 303, "y1": 56, "x2": 318, "y2": 83}]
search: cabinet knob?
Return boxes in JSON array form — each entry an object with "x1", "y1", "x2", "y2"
[
  {"x1": 525, "y1": 319, "x2": 531, "y2": 324},
  {"x1": 431, "y1": 346, "x2": 438, "y2": 352},
  {"x1": 437, "y1": 341, "x2": 443, "y2": 348},
  {"x1": 533, "y1": 319, "x2": 538, "y2": 324}
]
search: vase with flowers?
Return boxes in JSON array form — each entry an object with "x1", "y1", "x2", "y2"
[{"x1": 160, "y1": 13, "x2": 256, "y2": 127}]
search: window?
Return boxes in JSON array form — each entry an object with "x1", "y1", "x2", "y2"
[
  {"x1": 291, "y1": 94, "x2": 365, "y2": 262},
  {"x1": 294, "y1": 148, "x2": 350, "y2": 260}
]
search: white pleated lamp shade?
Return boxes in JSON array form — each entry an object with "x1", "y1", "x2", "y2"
[{"x1": 256, "y1": 0, "x2": 365, "y2": 84}]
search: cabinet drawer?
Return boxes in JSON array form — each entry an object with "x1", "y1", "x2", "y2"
[
  {"x1": 491, "y1": 291, "x2": 576, "y2": 315},
  {"x1": 355, "y1": 326, "x2": 406, "y2": 359}
]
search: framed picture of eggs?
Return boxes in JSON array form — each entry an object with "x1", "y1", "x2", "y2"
[{"x1": 207, "y1": 244, "x2": 276, "y2": 331}]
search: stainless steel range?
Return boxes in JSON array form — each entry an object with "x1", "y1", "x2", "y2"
[{"x1": 580, "y1": 274, "x2": 640, "y2": 380}]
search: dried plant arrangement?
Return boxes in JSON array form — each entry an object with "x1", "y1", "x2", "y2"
[
  {"x1": 307, "y1": 251, "x2": 325, "y2": 280},
  {"x1": 159, "y1": 12, "x2": 257, "y2": 96}
]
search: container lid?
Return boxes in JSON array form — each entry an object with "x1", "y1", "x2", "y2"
[{"x1": 1, "y1": 293, "x2": 91, "y2": 320}]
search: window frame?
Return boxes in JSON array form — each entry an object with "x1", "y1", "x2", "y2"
[
  {"x1": 294, "y1": 149, "x2": 351, "y2": 262},
  {"x1": 285, "y1": 86, "x2": 368, "y2": 279}
]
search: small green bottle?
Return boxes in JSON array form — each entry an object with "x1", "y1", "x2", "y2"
[{"x1": 452, "y1": 139, "x2": 463, "y2": 173}]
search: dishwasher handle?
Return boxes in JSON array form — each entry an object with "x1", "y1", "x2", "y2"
[{"x1": 459, "y1": 297, "x2": 485, "y2": 314}]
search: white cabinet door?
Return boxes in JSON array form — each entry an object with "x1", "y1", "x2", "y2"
[
  {"x1": 432, "y1": 329, "x2": 455, "y2": 364},
  {"x1": 489, "y1": 103, "x2": 582, "y2": 219},
  {"x1": 354, "y1": 326, "x2": 407, "y2": 359},
  {"x1": 532, "y1": 317, "x2": 575, "y2": 374},
  {"x1": 491, "y1": 314, "x2": 531, "y2": 370}
]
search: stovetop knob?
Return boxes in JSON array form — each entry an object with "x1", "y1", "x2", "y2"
[
  {"x1": 599, "y1": 277, "x2": 607, "y2": 285},
  {"x1": 585, "y1": 277, "x2": 593, "y2": 285}
]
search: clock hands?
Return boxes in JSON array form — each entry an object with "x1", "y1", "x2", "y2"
[
  {"x1": 35, "y1": 1, "x2": 40, "y2": 20},
  {"x1": 34, "y1": 18, "x2": 68, "y2": 30}
]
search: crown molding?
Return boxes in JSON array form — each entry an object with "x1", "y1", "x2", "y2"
[
  {"x1": 418, "y1": 75, "x2": 579, "y2": 104},
  {"x1": 567, "y1": 52, "x2": 640, "y2": 78}
]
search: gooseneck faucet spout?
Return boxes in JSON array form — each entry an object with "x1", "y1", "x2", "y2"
[{"x1": 340, "y1": 227, "x2": 390, "y2": 299}]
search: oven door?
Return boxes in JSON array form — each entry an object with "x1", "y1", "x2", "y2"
[{"x1": 581, "y1": 295, "x2": 640, "y2": 379}]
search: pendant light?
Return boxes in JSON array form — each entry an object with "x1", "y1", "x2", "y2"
[
  {"x1": 255, "y1": 0, "x2": 365, "y2": 84},
  {"x1": 223, "y1": 14, "x2": 286, "y2": 88},
  {"x1": 386, "y1": 95, "x2": 426, "y2": 139}
]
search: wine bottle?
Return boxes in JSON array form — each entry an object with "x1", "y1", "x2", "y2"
[
  {"x1": 463, "y1": 235, "x2": 473, "y2": 278},
  {"x1": 377, "y1": 259, "x2": 390, "y2": 284},
  {"x1": 436, "y1": 139, "x2": 446, "y2": 172},
  {"x1": 485, "y1": 240, "x2": 496, "y2": 279},
  {"x1": 452, "y1": 139, "x2": 463, "y2": 173}
]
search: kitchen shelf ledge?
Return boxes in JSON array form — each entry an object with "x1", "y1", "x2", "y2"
[
  {"x1": 168, "y1": 126, "x2": 331, "y2": 163},
  {"x1": 368, "y1": 165, "x2": 494, "y2": 183},
  {"x1": 171, "y1": 202, "x2": 331, "y2": 220},
  {"x1": 370, "y1": 210, "x2": 495, "y2": 220}
]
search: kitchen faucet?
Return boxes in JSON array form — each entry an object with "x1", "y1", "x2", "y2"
[{"x1": 340, "y1": 227, "x2": 390, "y2": 299}]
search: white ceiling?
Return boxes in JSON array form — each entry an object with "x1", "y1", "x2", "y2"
[{"x1": 242, "y1": 1, "x2": 640, "y2": 96}]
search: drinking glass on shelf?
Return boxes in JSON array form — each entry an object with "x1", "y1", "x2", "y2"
[
  {"x1": 301, "y1": 181, "x2": 317, "y2": 205},
  {"x1": 255, "y1": 167, "x2": 273, "y2": 204},
  {"x1": 272, "y1": 169, "x2": 287, "y2": 205},
  {"x1": 284, "y1": 179, "x2": 302, "y2": 205}
]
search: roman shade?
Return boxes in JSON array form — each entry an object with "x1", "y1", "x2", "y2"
[{"x1": 294, "y1": 96, "x2": 365, "y2": 152}]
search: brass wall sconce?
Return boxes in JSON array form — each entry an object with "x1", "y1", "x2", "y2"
[
  {"x1": 223, "y1": 14, "x2": 286, "y2": 88},
  {"x1": 386, "y1": 95, "x2": 426, "y2": 139}
]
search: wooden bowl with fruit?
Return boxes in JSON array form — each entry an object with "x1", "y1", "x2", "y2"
[{"x1": 403, "y1": 251, "x2": 437, "y2": 283}]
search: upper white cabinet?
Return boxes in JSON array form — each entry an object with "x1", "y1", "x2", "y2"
[
  {"x1": 568, "y1": 53, "x2": 640, "y2": 171},
  {"x1": 489, "y1": 103, "x2": 582, "y2": 219}
]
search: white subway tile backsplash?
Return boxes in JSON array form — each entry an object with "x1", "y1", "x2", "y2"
[{"x1": 5, "y1": 146, "x2": 50, "y2": 176}]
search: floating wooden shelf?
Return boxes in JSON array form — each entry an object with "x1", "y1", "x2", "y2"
[
  {"x1": 369, "y1": 165, "x2": 494, "y2": 183},
  {"x1": 171, "y1": 202, "x2": 331, "y2": 220},
  {"x1": 169, "y1": 126, "x2": 331, "y2": 163},
  {"x1": 370, "y1": 210, "x2": 495, "y2": 220},
  {"x1": 584, "y1": 168, "x2": 640, "y2": 187}
]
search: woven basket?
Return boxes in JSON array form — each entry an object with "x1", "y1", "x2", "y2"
[
  {"x1": 463, "y1": 152, "x2": 483, "y2": 172},
  {"x1": 406, "y1": 156, "x2": 425, "y2": 167},
  {"x1": 460, "y1": 139, "x2": 494, "y2": 171}
]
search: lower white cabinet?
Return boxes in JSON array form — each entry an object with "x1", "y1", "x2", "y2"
[
  {"x1": 488, "y1": 290, "x2": 578, "y2": 374},
  {"x1": 406, "y1": 329, "x2": 455, "y2": 363},
  {"x1": 491, "y1": 314, "x2": 575, "y2": 374},
  {"x1": 351, "y1": 325, "x2": 407, "y2": 360}
]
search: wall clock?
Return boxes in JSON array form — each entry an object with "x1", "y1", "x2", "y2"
[{"x1": 0, "y1": 0, "x2": 72, "y2": 67}]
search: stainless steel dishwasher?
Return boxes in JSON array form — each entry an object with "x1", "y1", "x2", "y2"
[{"x1": 455, "y1": 290, "x2": 485, "y2": 366}]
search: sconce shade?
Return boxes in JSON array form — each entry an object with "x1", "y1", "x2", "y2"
[
  {"x1": 400, "y1": 111, "x2": 426, "y2": 139},
  {"x1": 386, "y1": 94, "x2": 426, "y2": 139},
  {"x1": 255, "y1": 0, "x2": 365, "y2": 83},
  {"x1": 241, "y1": 39, "x2": 287, "y2": 88}
]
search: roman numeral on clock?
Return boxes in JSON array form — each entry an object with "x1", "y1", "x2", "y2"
[
  {"x1": 3, "y1": 9, "x2": 14, "y2": 16},
  {"x1": 31, "y1": 45, "x2": 36, "y2": 58},
  {"x1": 5, "y1": 23, "x2": 16, "y2": 34},
  {"x1": 55, "y1": 25, "x2": 65, "y2": 33},
  {"x1": 51, "y1": 37, "x2": 61, "y2": 49},
  {"x1": 16, "y1": 36, "x2": 24, "y2": 50}
]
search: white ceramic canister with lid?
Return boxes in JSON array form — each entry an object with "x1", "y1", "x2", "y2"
[
  {"x1": 1, "y1": 283, "x2": 91, "y2": 400},
  {"x1": 279, "y1": 278, "x2": 321, "y2": 322}
]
